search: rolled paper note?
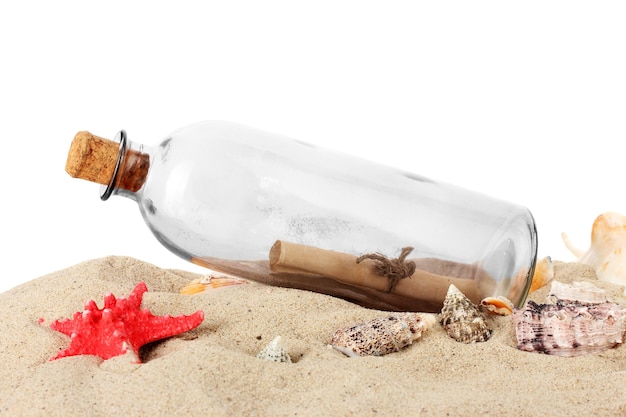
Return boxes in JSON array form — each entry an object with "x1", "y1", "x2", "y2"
[{"x1": 269, "y1": 240, "x2": 484, "y2": 305}]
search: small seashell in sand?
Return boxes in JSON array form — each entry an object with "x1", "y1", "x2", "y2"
[
  {"x1": 440, "y1": 284, "x2": 492, "y2": 343},
  {"x1": 330, "y1": 313, "x2": 436, "y2": 357},
  {"x1": 180, "y1": 274, "x2": 248, "y2": 295},
  {"x1": 481, "y1": 296, "x2": 514, "y2": 316},
  {"x1": 256, "y1": 336, "x2": 292, "y2": 363},
  {"x1": 562, "y1": 212, "x2": 626, "y2": 292}
]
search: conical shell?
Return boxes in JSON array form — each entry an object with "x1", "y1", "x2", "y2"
[
  {"x1": 256, "y1": 336, "x2": 292, "y2": 363},
  {"x1": 440, "y1": 284, "x2": 492, "y2": 343}
]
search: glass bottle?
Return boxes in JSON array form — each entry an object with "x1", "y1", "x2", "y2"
[{"x1": 65, "y1": 121, "x2": 537, "y2": 312}]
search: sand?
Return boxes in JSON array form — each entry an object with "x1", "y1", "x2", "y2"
[{"x1": 1, "y1": 256, "x2": 626, "y2": 416}]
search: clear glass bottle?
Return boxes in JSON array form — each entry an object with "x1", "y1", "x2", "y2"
[{"x1": 65, "y1": 121, "x2": 538, "y2": 312}]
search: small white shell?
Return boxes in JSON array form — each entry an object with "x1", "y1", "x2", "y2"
[
  {"x1": 440, "y1": 284, "x2": 492, "y2": 343},
  {"x1": 548, "y1": 281, "x2": 607, "y2": 305},
  {"x1": 330, "y1": 313, "x2": 436, "y2": 357},
  {"x1": 256, "y1": 336, "x2": 292, "y2": 363},
  {"x1": 562, "y1": 212, "x2": 626, "y2": 292}
]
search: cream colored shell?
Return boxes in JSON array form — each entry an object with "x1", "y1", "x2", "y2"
[{"x1": 562, "y1": 212, "x2": 626, "y2": 291}]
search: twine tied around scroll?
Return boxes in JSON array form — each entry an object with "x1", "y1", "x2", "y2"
[
  {"x1": 267, "y1": 240, "x2": 485, "y2": 307},
  {"x1": 356, "y1": 247, "x2": 417, "y2": 293}
]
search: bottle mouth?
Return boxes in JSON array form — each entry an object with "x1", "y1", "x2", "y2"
[
  {"x1": 100, "y1": 130, "x2": 127, "y2": 201},
  {"x1": 480, "y1": 209, "x2": 538, "y2": 307}
]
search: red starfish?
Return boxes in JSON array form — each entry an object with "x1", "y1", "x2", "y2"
[{"x1": 41, "y1": 282, "x2": 204, "y2": 362}]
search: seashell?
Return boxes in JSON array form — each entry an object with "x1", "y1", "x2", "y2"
[
  {"x1": 562, "y1": 212, "x2": 626, "y2": 291},
  {"x1": 180, "y1": 274, "x2": 248, "y2": 295},
  {"x1": 529, "y1": 256, "x2": 554, "y2": 292},
  {"x1": 548, "y1": 281, "x2": 607, "y2": 305},
  {"x1": 506, "y1": 256, "x2": 553, "y2": 303},
  {"x1": 330, "y1": 313, "x2": 436, "y2": 357},
  {"x1": 440, "y1": 284, "x2": 492, "y2": 343},
  {"x1": 256, "y1": 336, "x2": 292, "y2": 363},
  {"x1": 481, "y1": 296, "x2": 514, "y2": 316},
  {"x1": 512, "y1": 298, "x2": 626, "y2": 357}
]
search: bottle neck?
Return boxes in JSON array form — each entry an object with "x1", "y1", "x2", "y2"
[{"x1": 101, "y1": 130, "x2": 151, "y2": 200}]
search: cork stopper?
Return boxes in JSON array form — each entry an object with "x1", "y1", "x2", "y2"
[
  {"x1": 66, "y1": 131, "x2": 119, "y2": 186},
  {"x1": 66, "y1": 131, "x2": 150, "y2": 193}
]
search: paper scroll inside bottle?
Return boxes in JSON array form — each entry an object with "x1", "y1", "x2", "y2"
[{"x1": 268, "y1": 240, "x2": 490, "y2": 305}]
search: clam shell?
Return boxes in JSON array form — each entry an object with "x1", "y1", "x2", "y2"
[
  {"x1": 440, "y1": 284, "x2": 492, "y2": 343},
  {"x1": 330, "y1": 313, "x2": 436, "y2": 357},
  {"x1": 562, "y1": 212, "x2": 626, "y2": 291},
  {"x1": 512, "y1": 299, "x2": 626, "y2": 357}
]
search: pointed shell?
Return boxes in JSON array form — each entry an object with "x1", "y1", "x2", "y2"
[
  {"x1": 440, "y1": 284, "x2": 492, "y2": 343},
  {"x1": 330, "y1": 313, "x2": 436, "y2": 357},
  {"x1": 256, "y1": 336, "x2": 292, "y2": 363},
  {"x1": 562, "y1": 212, "x2": 626, "y2": 291}
]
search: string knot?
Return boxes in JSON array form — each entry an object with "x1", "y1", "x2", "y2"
[{"x1": 356, "y1": 247, "x2": 416, "y2": 293}]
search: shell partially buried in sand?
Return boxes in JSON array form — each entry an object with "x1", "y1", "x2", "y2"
[
  {"x1": 180, "y1": 274, "x2": 248, "y2": 295},
  {"x1": 256, "y1": 336, "x2": 292, "y2": 363},
  {"x1": 330, "y1": 313, "x2": 436, "y2": 357},
  {"x1": 440, "y1": 284, "x2": 492, "y2": 343},
  {"x1": 512, "y1": 280, "x2": 626, "y2": 356},
  {"x1": 562, "y1": 212, "x2": 626, "y2": 292}
]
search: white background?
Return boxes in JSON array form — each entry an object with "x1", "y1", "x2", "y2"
[{"x1": 1, "y1": 1, "x2": 624, "y2": 293}]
